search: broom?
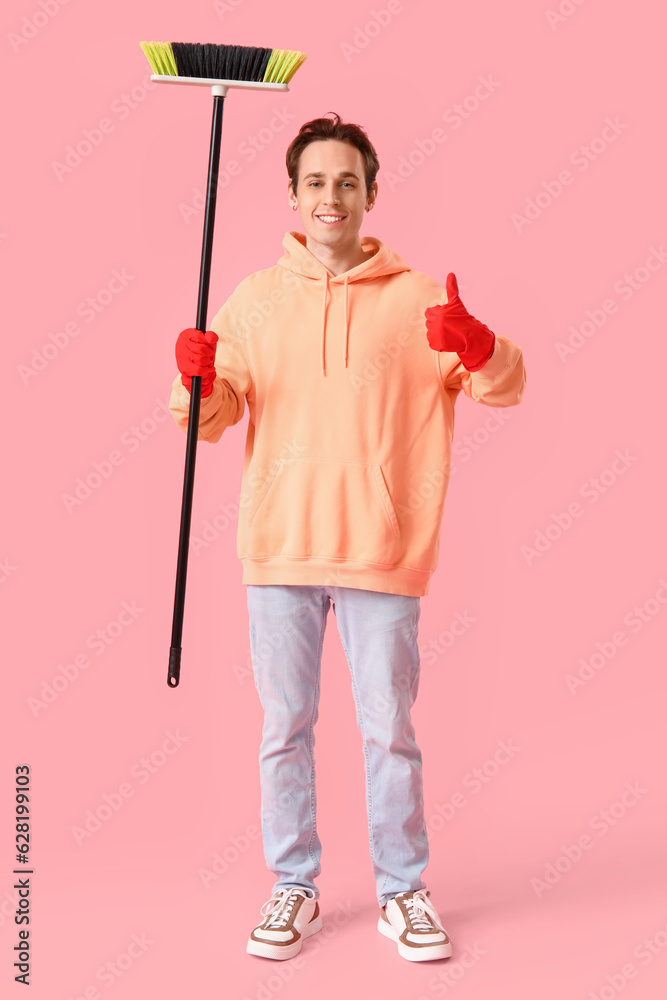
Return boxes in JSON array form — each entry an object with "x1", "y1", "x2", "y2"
[{"x1": 139, "y1": 41, "x2": 307, "y2": 688}]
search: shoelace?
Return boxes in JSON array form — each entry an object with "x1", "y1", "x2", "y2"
[
  {"x1": 402, "y1": 891, "x2": 441, "y2": 933},
  {"x1": 260, "y1": 889, "x2": 310, "y2": 929}
]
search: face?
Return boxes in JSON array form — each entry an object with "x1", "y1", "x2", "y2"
[{"x1": 288, "y1": 139, "x2": 377, "y2": 257}]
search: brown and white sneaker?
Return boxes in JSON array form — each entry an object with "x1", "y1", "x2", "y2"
[
  {"x1": 378, "y1": 889, "x2": 452, "y2": 962},
  {"x1": 247, "y1": 887, "x2": 322, "y2": 960}
]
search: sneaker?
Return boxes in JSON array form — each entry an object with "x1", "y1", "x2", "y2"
[
  {"x1": 378, "y1": 889, "x2": 452, "y2": 962},
  {"x1": 247, "y1": 887, "x2": 322, "y2": 960}
]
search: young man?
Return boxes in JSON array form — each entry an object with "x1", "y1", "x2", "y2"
[{"x1": 170, "y1": 114, "x2": 526, "y2": 963}]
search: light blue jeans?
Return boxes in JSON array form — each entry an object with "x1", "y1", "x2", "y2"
[{"x1": 246, "y1": 584, "x2": 429, "y2": 909}]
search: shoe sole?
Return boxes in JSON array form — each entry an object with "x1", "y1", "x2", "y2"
[
  {"x1": 247, "y1": 912, "x2": 322, "y2": 961},
  {"x1": 377, "y1": 915, "x2": 453, "y2": 962}
]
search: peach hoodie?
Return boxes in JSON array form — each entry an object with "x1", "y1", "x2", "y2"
[{"x1": 169, "y1": 231, "x2": 527, "y2": 597}]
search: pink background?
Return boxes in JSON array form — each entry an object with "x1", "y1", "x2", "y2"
[{"x1": 3, "y1": 0, "x2": 666, "y2": 997}]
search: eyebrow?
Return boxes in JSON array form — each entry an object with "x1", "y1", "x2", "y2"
[{"x1": 302, "y1": 171, "x2": 360, "y2": 180}]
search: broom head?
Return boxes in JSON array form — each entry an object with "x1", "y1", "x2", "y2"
[{"x1": 140, "y1": 41, "x2": 307, "y2": 91}]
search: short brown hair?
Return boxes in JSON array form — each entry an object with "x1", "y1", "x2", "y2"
[{"x1": 286, "y1": 112, "x2": 380, "y2": 195}]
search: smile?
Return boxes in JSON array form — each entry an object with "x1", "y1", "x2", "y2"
[{"x1": 316, "y1": 215, "x2": 346, "y2": 224}]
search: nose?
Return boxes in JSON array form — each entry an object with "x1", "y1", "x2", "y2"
[{"x1": 323, "y1": 185, "x2": 340, "y2": 205}]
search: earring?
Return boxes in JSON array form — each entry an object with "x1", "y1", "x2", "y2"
[{"x1": 292, "y1": 205, "x2": 298, "y2": 211}]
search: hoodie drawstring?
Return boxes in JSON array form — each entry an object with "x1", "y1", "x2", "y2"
[
  {"x1": 343, "y1": 276, "x2": 349, "y2": 369},
  {"x1": 278, "y1": 232, "x2": 408, "y2": 379},
  {"x1": 321, "y1": 272, "x2": 329, "y2": 376},
  {"x1": 320, "y1": 272, "x2": 351, "y2": 377}
]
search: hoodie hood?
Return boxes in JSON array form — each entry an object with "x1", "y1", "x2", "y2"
[{"x1": 277, "y1": 231, "x2": 412, "y2": 376}]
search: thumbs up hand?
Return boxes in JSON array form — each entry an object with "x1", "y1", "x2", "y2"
[{"x1": 425, "y1": 273, "x2": 496, "y2": 372}]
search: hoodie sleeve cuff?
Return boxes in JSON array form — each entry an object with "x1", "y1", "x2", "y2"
[{"x1": 469, "y1": 336, "x2": 509, "y2": 380}]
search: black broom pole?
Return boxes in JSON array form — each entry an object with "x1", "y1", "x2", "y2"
[{"x1": 168, "y1": 93, "x2": 226, "y2": 687}]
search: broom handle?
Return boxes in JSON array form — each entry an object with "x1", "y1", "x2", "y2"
[{"x1": 168, "y1": 93, "x2": 226, "y2": 687}]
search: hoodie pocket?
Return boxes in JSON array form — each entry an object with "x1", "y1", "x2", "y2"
[{"x1": 246, "y1": 458, "x2": 402, "y2": 566}]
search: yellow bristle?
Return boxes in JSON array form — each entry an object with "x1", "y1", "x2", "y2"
[
  {"x1": 140, "y1": 41, "x2": 178, "y2": 76},
  {"x1": 264, "y1": 49, "x2": 307, "y2": 84}
]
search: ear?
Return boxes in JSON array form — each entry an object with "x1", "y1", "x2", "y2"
[
  {"x1": 288, "y1": 180, "x2": 298, "y2": 211},
  {"x1": 366, "y1": 180, "x2": 378, "y2": 211}
]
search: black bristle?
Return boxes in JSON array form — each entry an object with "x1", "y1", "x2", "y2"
[
  {"x1": 192, "y1": 43, "x2": 204, "y2": 76},
  {"x1": 255, "y1": 48, "x2": 273, "y2": 81},
  {"x1": 171, "y1": 41, "x2": 274, "y2": 82},
  {"x1": 249, "y1": 47, "x2": 265, "y2": 81},
  {"x1": 237, "y1": 46, "x2": 252, "y2": 80},
  {"x1": 171, "y1": 42, "x2": 193, "y2": 77},
  {"x1": 199, "y1": 44, "x2": 212, "y2": 77},
  {"x1": 230, "y1": 45, "x2": 248, "y2": 80},
  {"x1": 214, "y1": 45, "x2": 227, "y2": 79},
  {"x1": 219, "y1": 44, "x2": 235, "y2": 78},
  {"x1": 204, "y1": 44, "x2": 219, "y2": 78},
  {"x1": 224, "y1": 46, "x2": 239, "y2": 79}
]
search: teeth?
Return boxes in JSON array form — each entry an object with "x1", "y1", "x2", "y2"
[{"x1": 318, "y1": 215, "x2": 344, "y2": 223}]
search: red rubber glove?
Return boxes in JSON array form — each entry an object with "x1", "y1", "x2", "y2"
[
  {"x1": 425, "y1": 273, "x2": 496, "y2": 372},
  {"x1": 175, "y1": 328, "x2": 218, "y2": 398}
]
